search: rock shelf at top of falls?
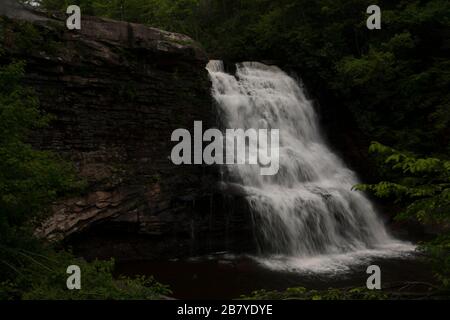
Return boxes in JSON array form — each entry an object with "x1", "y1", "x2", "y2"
[{"x1": 206, "y1": 60, "x2": 415, "y2": 273}]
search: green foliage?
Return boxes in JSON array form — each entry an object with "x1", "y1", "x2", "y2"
[
  {"x1": 357, "y1": 142, "x2": 450, "y2": 289},
  {"x1": 24, "y1": 0, "x2": 450, "y2": 298},
  {"x1": 423, "y1": 235, "x2": 450, "y2": 289},
  {"x1": 0, "y1": 250, "x2": 171, "y2": 300},
  {"x1": 241, "y1": 286, "x2": 388, "y2": 300},
  {"x1": 0, "y1": 60, "x2": 169, "y2": 300},
  {"x1": 0, "y1": 16, "x2": 64, "y2": 55},
  {"x1": 0, "y1": 61, "x2": 84, "y2": 249},
  {"x1": 355, "y1": 142, "x2": 450, "y2": 224},
  {"x1": 36, "y1": 0, "x2": 450, "y2": 154}
]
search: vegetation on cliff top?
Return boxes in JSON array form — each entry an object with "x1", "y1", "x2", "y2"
[{"x1": 36, "y1": 0, "x2": 450, "y2": 156}]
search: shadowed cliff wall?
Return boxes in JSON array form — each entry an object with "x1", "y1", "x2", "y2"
[{"x1": 0, "y1": 1, "x2": 254, "y2": 260}]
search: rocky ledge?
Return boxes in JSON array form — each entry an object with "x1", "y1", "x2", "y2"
[{"x1": 0, "y1": 1, "x2": 255, "y2": 260}]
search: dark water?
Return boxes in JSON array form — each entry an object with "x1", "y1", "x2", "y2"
[{"x1": 115, "y1": 252, "x2": 435, "y2": 299}]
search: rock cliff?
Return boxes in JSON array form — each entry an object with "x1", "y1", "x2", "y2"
[{"x1": 0, "y1": 1, "x2": 254, "y2": 260}]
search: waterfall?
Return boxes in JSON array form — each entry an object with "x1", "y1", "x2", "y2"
[{"x1": 206, "y1": 61, "x2": 413, "y2": 272}]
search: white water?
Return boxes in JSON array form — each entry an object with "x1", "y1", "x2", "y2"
[{"x1": 206, "y1": 61, "x2": 414, "y2": 273}]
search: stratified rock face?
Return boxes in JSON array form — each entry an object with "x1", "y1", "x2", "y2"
[{"x1": 0, "y1": 2, "x2": 254, "y2": 260}]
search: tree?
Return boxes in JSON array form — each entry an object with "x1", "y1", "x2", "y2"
[{"x1": 356, "y1": 142, "x2": 450, "y2": 289}]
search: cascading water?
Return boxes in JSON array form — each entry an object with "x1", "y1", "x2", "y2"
[{"x1": 206, "y1": 61, "x2": 413, "y2": 272}]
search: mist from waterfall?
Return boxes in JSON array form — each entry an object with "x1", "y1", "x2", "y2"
[{"x1": 206, "y1": 61, "x2": 414, "y2": 273}]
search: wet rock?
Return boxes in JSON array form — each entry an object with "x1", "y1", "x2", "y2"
[{"x1": 1, "y1": 2, "x2": 255, "y2": 260}]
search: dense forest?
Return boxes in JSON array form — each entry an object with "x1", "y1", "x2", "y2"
[
  {"x1": 1, "y1": 0, "x2": 449, "y2": 299},
  {"x1": 36, "y1": 0, "x2": 450, "y2": 155}
]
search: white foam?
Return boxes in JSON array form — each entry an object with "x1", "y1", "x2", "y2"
[
  {"x1": 253, "y1": 242, "x2": 416, "y2": 274},
  {"x1": 207, "y1": 61, "x2": 414, "y2": 271}
]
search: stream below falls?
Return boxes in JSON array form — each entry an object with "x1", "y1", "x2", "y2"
[{"x1": 116, "y1": 250, "x2": 434, "y2": 299}]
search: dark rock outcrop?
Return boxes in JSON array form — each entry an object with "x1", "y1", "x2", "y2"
[{"x1": 0, "y1": 1, "x2": 255, "y2": 260}]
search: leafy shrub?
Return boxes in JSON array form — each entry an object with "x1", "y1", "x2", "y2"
[
  {"x1": 0, "y1": 60, "x2": 169, "y2": 300},
  {"x1": 356, "y1": 142, "x2": 450, "y2": 290}
]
